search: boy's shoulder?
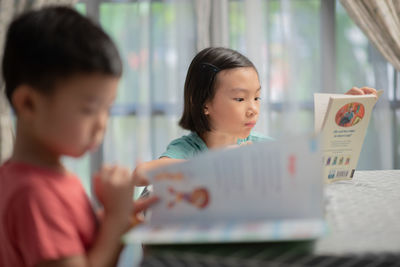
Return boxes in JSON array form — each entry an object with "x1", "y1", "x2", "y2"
[
  {"x1": 0, "y1": 161, "x2": 97, "y2": 267},
  {"x1": 0, "y1": 161, "x2": 82, "y2": 198}
]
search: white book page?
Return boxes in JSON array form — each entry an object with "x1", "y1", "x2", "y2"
[
  {"x1": 314, "y1": 93, "x2": 332, "y2": 133},
  {"x1": 314, "y1": 90, "x2": 383, "y2": 134},
  {"x1": 145, "y1": 135, "x2": 323, "y2": 226}
]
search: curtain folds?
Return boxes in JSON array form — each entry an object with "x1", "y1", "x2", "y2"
[
  {"x1": 340, "y1": 0, "x2": 396, "y2": 169},
  {"x1": 340, "y1": 0, "x2": 400, "y2": 72}
]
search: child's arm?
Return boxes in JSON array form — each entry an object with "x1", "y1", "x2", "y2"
[
  {"x1": 133, "y1": 157, "x2": 185, "y2": 186},
  {"x1": 36, "y1": 165, "x2": 157, "y2": 267}
]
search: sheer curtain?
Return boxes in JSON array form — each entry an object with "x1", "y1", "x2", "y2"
[
  {"x1": 81, "y1": 0, "x2": 397, "y2": 191},
  {"x1": 335, "y1": 0, "x2": 395, "y2": 170},
  {"x1": 227, "y1": 0, "x2": 395, "y2": 170},
  {"x1": 338, "y1": 0, "x2": 399, "y2": 168},
  {"x1": 96, "y1": 0, "x2": 196, "y2": 181}
]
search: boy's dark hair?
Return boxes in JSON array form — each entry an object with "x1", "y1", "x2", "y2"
[
  {"x1": 179, "y1": 47, "x2": 256, "y2": 135},
  {"x1": 2, "y1": 6, "x2": 122, "y2": 106}
]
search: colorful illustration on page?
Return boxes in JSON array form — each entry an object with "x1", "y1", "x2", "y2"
[
  {"x1": 335, "y1": 102, "x2": 365, "y2": 127},
  {"x1": 167, "y1": 187, "x2": 210, "y2": 210},
  {"x1": 288, "y1": 154, "x2": 297, "y2": 177}
]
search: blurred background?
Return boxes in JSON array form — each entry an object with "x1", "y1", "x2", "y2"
[
  {"x1": 0, "y1": 0, "x2": 399, "y2": 195},
  {"x1": 1, "y1": 1, "x2": 399, "y2": 266}
]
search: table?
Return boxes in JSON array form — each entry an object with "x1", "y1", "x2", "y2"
[{"x1": 139, "y1": 170, "x2": 400, "y2": 266}]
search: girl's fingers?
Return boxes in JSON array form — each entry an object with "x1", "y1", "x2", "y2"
[
  {"x1": 346, "y1": 87, "x2": 364, "y2": 95},
  {"x1": 346, "y1": 86, "x2": 378, "y2": 96},
  {"x1": 360, "y1": 87, "x2": 377, "y2": 96}
]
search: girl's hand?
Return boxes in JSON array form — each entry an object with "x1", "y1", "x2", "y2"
[
  {"x1": 240, "y1": 140, "x2": 253, "y2": 146},
  {"x1": 132, "y1": 164, "x2": 150, "y2": 186},
  {"x1": 345, "y1": 86, "x2": 377, "y2": 96},
  {"x1": 226, "y1": 140, "x2": 253, "y2": 149}
]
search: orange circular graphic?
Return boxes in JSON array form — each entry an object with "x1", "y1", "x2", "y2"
[{"x1": 335, "y1": 102, "x2": 365, "y2": 127}]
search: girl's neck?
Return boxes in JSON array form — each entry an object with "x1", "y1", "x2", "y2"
[
  {"x1": 11, "y1": 124, "x2": 66, "y2": 173},
  {"x1": 200, "y1": 131, "x2": 238, "y2": 149}
]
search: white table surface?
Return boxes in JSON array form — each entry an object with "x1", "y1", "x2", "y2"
[{"x1": 316, "y1": 170, "x2": 400, "y2": 255}]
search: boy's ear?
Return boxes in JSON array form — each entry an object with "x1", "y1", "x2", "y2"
[{"x1": 12, "y1": 85, "x2": 38, "y2": 118}]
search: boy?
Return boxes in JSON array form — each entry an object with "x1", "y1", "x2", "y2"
[{"x1": 0, "y1": 6, "x2": 156, "y2": 267}]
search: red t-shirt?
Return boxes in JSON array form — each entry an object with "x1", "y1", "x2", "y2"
[{"x1": 0, "y1": 161, "x2": 98, "y2": 267}]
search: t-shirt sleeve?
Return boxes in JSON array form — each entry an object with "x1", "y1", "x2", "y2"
[
  {"x1": 160, "y1": 137, "x2": 196, "y2": 159},
  {"x1": 6, "y1": 186, "x2": 85, "y2": 266}
]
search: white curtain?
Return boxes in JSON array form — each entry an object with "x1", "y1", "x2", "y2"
[
  {"x1": 340, "y1": 0, "x2": 400, "y2": 72},
  {"x1": 101, "y1": 0, "x2": 196, "y2": 168},
  {"x1": 230, "y1": 0, "x2": 394, "y2": 170},
  {"x1": 63, "y1": 0, "x2": 396, "y2": 188},
  {"x1": 337, "y1": 0, "x2": 395, "y2": 169}
]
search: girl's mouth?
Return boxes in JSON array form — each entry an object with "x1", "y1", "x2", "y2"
[{"x1": 245, "y1": 122, "x2": 256, "y2": 127}]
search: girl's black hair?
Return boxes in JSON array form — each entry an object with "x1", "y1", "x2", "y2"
[{"x1": 179, "y1": 47, "x2": 256, "y2": 135}]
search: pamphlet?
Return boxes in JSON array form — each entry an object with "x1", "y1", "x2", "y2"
[
  {"x1": 124, "y1": 135, "x2": 326, "y2": 244},
  {"x1": 314, "y1": 90, "x2": 383, "y2": 182}
]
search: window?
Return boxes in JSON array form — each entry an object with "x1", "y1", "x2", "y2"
[{"x1": 66, "y1": 0, "x2": 398, "y2": 195}]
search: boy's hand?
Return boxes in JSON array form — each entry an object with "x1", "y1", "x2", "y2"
[
  {"x1": 345, "y1": 86, "x2": 377, "y2": 96},
  {"x1": 93, "y1": 165, "x2": 134, "y2": 228},
  {"x1": 130, "y1": 196, "x2": 159, "y2": 228}
]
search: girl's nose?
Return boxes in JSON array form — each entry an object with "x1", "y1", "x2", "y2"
[{"x1": 246, "y1": 103, "x2": 259, "y2": 117}]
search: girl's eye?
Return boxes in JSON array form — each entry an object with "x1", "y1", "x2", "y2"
[
  {"x1": 255, "y1": 97, "x2": 261, "y2": 101},
  {"x1": 234, "y1": 98, "x2": 244, "y2": 102}
]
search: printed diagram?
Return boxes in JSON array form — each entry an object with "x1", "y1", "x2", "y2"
[
  {"x1": 335, "y1": 102, "x2": 365, "y2": 127},
  {"x1": 167, "y1": 187, "x2": 210, "y2": 209},
  {"x1": 325, "y1": 156, "x2": 350, "y2": 166}
]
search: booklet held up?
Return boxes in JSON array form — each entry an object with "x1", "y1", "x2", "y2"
[{"x1": 314, "y1": 90, "x2": 383, "y2": 183}]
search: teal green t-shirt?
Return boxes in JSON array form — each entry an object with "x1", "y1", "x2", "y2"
[{"x1": 160, "y1": 132, "x2": 272, "y2": 159}]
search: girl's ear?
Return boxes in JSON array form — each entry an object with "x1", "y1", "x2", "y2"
[
  {"x1": 12, "y1": 85, "x2": 38, "y2": 119},
  {"x1": 204, "y1": 104, "x2": 209, "y2": 115}
]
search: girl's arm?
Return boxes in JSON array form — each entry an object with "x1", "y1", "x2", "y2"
[{"x1": 133, "y1": 157, "x2": 185, "y2": 186}]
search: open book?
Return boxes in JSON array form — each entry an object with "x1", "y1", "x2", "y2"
[
  {"x1": 314, "y1": 90, "x2": 383, "y2": 183},
  {"x1": 124, "y1": 135, "x2": 326, "y2": 245}
]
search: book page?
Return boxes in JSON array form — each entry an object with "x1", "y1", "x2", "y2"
[
  {"x1": 145, "y1": 135, "x2": 323, "y2": 225},
  {"x1": 314, "y1": 93, "x2": 332, "y2": 133},
  {"x1": 124, "y1": 135, "x2": 325, "y2": 244},
  {"x1": 313, "y1": 91, "x2": 382, "y2": 133}
]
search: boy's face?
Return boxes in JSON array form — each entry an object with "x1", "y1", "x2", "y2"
[
  {"x1": 33, "y1": 74, "x2": 119, "y2": 157},
  {"x1": 205, "y1": 67, "x2": 260, "y2": 139}
]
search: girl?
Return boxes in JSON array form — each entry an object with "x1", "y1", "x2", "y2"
[
  {"x1": 133, "y1": 47, "x2": 377, "y2": 185},
  {"x1": 134, "y1": 47, "x2": 269, "y2": 185}
]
